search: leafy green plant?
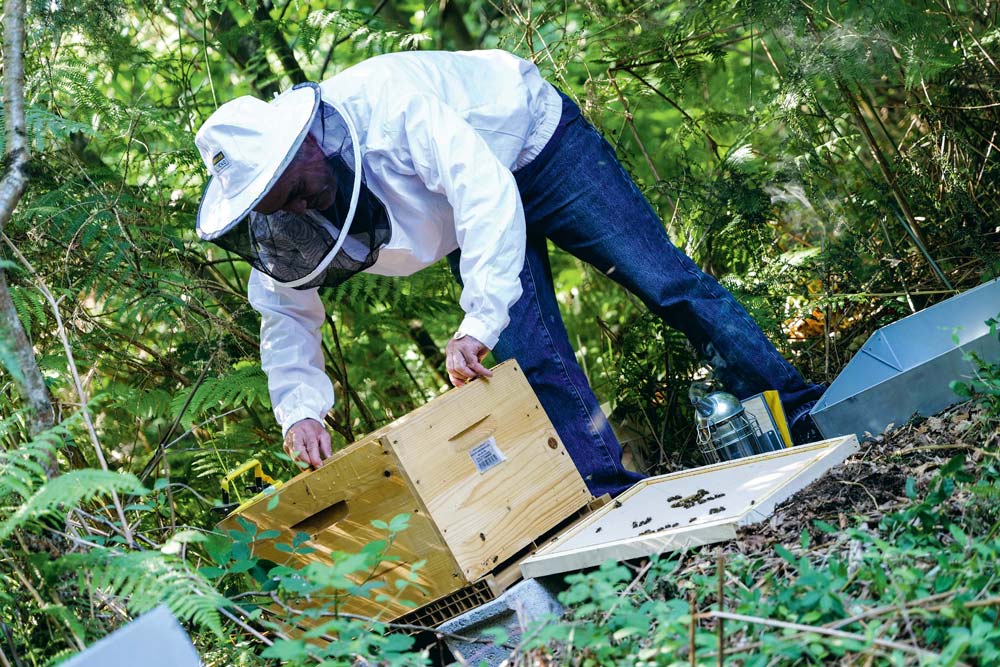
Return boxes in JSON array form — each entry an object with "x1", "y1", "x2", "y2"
[
  {"x1": 2, "y1": 0, "x2": 1000, "y2": 664},
  {"x1": 951, "y1": 316, "x2": 1000, "y2": 424},
  {"x1": 201, "y1": 513, "x2": 430, "y2": 665},
  {"x1": 62, "y1": 549, "x2": 231, "y2": 637},
  {"x1": 512, "y1": 448, "x2": 1000, "y2": 666}
]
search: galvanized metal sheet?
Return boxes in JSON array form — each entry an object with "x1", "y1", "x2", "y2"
[
  {"x1": 61, "y1": 606, "x2": 200, "y2": 667},
  {"x1": 812, "y1": 278, "x2": 1000, "y2": 440}
]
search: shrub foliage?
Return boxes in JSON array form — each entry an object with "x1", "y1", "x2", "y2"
[{"x1": 1, "y1": 0, "x2": 999, "y2": 664}]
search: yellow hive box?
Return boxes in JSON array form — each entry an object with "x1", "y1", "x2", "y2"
[{"x1": 219, "y1": 360, "x2": 591, "y2": 620}]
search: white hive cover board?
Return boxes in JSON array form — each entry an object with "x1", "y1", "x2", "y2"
[{"x1": 520, "y1": 435, "x2": 858, "y2": 578}]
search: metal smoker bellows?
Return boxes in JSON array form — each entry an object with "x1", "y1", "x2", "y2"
[
  {"x1": 693, "y1": 392, "x2": 761, "y2": 463},
  {"x1": 691, "y1": 389, "x2": 764, "y2": 463}
]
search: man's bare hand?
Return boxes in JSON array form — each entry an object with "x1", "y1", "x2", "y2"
[
  {"x1": 284, "y1": 418, "x2": 332, "y2": 469},
  {"x1": 446, "y1": 334, "x2": 492, "y2": 387}
]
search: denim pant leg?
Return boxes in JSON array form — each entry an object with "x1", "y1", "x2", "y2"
[
  {"x1": 514, "y1": 114, "x2": 826, "y2": 418},
  {"x1": 447, "y1": 241, "x2": 645, "y2": 498}
]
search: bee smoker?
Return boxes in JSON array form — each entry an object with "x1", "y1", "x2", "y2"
[{"x1": 689, "y1": 385, "x2": 764, "y2": 464}]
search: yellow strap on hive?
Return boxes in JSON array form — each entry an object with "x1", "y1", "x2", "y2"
[{"x1": 220, "y1": 459, "x2": 283, "y2": 516}]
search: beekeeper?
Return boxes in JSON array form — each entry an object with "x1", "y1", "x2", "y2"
[{"x1": 195, "y1": 49, "x2": 825, "y2": 497}]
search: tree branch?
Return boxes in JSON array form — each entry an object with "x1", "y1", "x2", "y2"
[
  {"x1": 618, "y1": 66, "x2": 721, "y2": 161},
  {"x1": 2, "y1": 233, "x2": 134, "y2": 547},
  {"x1": 0, "y1": 0, "x2": 57, "y2": 459},
  {"x1": 254, "y1": 1, "x2": 306, "y2": 86}
]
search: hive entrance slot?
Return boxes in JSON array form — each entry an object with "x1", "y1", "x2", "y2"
[
  {"x1": 447, "y1": 415, "x2": 498, "y2": 452},
  {"x1": 292, "y1": 499, "x2": 348, "y2": 534}
]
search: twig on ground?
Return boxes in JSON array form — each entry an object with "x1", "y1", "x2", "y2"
[
  {"x1": 703, "y1": 610, "x2": 955, "y2": 664},
  {"x1": 716, "y1": 552, "x2": 725, "y2": 667},
  {"x1": 601, "y1": 559, "x2": 653, "y2": 623},
  {"x1": 893, "y1": 443, "x2": 998, "y2": 458},
  {"x1": 688, "y1": 589, "x2": 697, "y2": 667},
  {"x1": 703, "y1": 592, "x2": 1000, "y2": 660},
  {"x1": 829, "y1": 593, "x2": 1000, "y2": 630},
  {"x1": 838, "y1": 480, "x2": 880, "y2": 508}
]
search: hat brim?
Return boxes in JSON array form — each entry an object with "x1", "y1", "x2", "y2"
[{"x1": 196, "y1": 85, "x2": 321, "y2": 241}]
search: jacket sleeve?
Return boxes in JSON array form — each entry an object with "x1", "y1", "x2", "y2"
[
  {"x1": 247, "y1": 269, "x2": 334, "y2": 436},
  {"x1": 389, "y1": 93, "x2": 526, "y2": 350}
]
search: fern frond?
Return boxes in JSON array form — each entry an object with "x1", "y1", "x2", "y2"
[
  {"x1": 0, "y1": 408, "x2": 30, "y2": 442},
  {"x1": 42, "y1": 64, "x2": 133, "y2": 128},
  {"x1": 0, "y1": 428, "x2": 63, "y2": 504},
  {"x1": 0, "y1": 470, "x2": 146, "y2": 540},
  {"x1": 168, "y1": 363, "x2": 269, "y2": 422},
  {"x1": 9, "y1": 286, "x2": 48, "y2": 341},
  {"x1": 0, "y1": 102, "x2": 96, "y2": 153},
  {"x1": 67, "y1": 550, "x2": 229, "y2": 637},
  {"x1": 190, "y1": 449, "x2": 223, "y2": 482}
]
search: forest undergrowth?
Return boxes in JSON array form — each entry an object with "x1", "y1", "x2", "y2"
[
  {"x1": 513, "y1": 392, "x2": 1000, "y2": 666},
  {"x1": 3, "y1": 326, "x2": 999, "y2": 667},
  {"x1": 3, "y1": 0, "x2": 1000, "y2": 664}
]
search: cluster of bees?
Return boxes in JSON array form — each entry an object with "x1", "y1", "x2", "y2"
[
  {"x1": 595, "y1": 488, "x2": 736, "y2": 539},
  {"x1": 667, "y1": 489, "x2": 726, "y2": 509},
  {"x1": 639, "y1": 522, "x2": 680, "y2": 536}
]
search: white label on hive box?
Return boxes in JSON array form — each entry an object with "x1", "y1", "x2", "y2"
[{"x1": 469, "y1": 437, "x2": 506, "y2": 474}]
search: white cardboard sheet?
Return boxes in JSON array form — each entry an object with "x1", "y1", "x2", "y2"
[{"x1": 520, "y1": 435, "x2": 858, "y2": 578}]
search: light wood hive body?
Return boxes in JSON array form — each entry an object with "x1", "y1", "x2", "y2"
[{"x1": 220, "y1": 360, "x2": 591, "y2": 620}]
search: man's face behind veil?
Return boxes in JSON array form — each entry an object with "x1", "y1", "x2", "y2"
[{"x1": 254, "y1": 134, "x2": 338, "y2": 216}]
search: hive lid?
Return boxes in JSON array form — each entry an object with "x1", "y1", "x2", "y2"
[{"x1": 520, "y1": 435, "x2": 858, "y2": 578}]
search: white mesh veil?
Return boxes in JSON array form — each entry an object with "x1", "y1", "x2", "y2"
[{"x1": 208, "y1": 86, "x2": 391, "y2": 290}]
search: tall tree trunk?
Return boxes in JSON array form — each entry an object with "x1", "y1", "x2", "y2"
[
  {"x1": 408, "y1": 320, "x2": 448, "y2": 386},
  {"x1": 253, "y1": 1, "x2": 306, "y2": 85},
  {"x1": 439, "y1": 0, "x2": 476, "y2": 50},
  {"x1": 0, "y1": 0, "x2": 57, "y2": 448},
  {"x1": 213, "y1": 7, "x2": 282, "y2": 99}
]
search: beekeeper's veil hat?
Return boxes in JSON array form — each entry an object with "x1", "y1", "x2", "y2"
[{"x1": 194, "y1": 83, "x2": 390, "y2": 289}]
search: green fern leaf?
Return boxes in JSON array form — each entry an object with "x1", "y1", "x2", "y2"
[
  {"x1": 0, "y1": 470, "x2": 147, "y2": 540},
  {"x1": 71, "y1": 550, "x2": 229, "y2": 637}
]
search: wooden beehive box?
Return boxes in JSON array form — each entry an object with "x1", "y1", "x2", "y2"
[{"x1": 220, "y1": 360, "x2": 591, "y2": 620}]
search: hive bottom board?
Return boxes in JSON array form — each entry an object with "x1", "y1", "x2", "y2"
[
  {"x1": 396, "y1": 579, "x2": 498, "y2": 629},
  {"x1": 398, "y1": 495, "x2": 609, "y2": 630}
]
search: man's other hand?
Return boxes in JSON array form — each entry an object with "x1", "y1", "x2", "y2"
[
  {"x1": 446, "y1": 333, "x2": 493, "y2": 387},
  {"x1": 284, "y1": 418, "x2": 332, "y2": 469}
]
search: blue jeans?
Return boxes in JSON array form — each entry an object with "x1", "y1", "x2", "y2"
[{"x1": 449, "y1": 101, "x2": 825, "y2": 497}]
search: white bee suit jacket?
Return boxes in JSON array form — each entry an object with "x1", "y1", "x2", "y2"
[{"x1": 247, "y1": 50, "x2": 563, "y2": 434}]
